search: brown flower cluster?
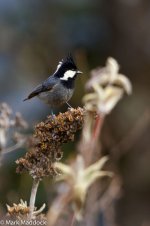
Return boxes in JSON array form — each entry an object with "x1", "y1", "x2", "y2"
[
  {"x1": 16, "y1": 107, "x2": 84, "y2": 179},
  {"x1": 6, "y1": 200, "x2": 29, "y2": 217}
]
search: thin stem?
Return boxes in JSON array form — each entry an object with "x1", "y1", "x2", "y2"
[
  {"x1": 85, "y1": 114, "x2": 105, "y2": 165},
  {"x1": 29, "y1": 179, "x2": 40, "y2": 219},
  {"x1": 92, "y1": 114, "x2": 104, "y2": 141},
  {"x1": 3, "y1": 139, "x2": 26, "y2": 154},
  {"x1": 70, "y1": 212, "x2": 75, "y2": 226},
  {"x1": 0, "y1": 129, "x2": 7, "y2": 166},
  {"x1": 78, "y1": 113, "x2": 105, "y2": 167}
]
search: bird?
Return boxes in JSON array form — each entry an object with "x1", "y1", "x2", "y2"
[{"x1": 23, "y1": 54, "x2": 82, "y2": 110}]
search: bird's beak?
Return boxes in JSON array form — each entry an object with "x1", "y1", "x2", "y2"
[{"x1": 77, "y1": 70, "x2": 83, "y2": 74}]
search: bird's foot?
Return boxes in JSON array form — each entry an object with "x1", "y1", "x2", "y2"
[
  {"x1": 66, "y1": 102, "x2": 73, "y2": 109},
  {"x1": 51, "y1": 111, "x2": 56, "y2": 119}
]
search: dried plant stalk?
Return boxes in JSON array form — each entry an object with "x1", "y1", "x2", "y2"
[
  {"x1": 29, "y1": 179, "x2": 40, "y2": 218},
  {"x1": 14, "y1": 108, "x2": 84, "y2": 220},
  {"x1": 0, "y1": 103, "x2": 28, "y2": 166}
]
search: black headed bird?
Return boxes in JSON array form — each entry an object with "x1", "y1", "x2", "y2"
[{"x1": 24, "y1": 54, "x2": 82, "y2": 108}]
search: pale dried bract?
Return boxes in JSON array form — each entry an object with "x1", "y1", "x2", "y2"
[{"x1": 83, "y1": 57, "x2": 132, "y2": 114}]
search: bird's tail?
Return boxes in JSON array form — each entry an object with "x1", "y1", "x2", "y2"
[{"x1": 23, "y1": 97, "x2": 28, "y2": 101}]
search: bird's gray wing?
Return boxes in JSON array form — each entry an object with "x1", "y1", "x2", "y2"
[{"x1": 23, "y1": 78, "x2": 56, "y2": 101}]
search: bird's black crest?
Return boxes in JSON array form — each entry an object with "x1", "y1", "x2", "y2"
[
  {"x1": 66, "y1": 53, "x2": 75, "y2": 64},
  {"x1": 57, "y1": 54, "x2": 77, "y2": 73}
]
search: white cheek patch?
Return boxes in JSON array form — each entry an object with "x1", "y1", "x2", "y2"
[{"x1": 60, "y1": 70, "x2": 76, "y2": 81}]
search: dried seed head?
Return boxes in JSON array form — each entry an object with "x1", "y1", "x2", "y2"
[
  {"x1": 6, "y1": 200, "x2": 29, "y2": 216},
  {"x1": 16, "y1": 108, "x2": 84, "y2": 180}
]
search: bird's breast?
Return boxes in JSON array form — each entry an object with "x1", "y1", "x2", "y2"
[{"x1": 38, "y1": 84, "x2": 74, "y2": 107}]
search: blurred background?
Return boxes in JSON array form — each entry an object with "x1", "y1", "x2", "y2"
[{"x1": 0, "y1": 0, "x2": 150, "y2": 226}]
